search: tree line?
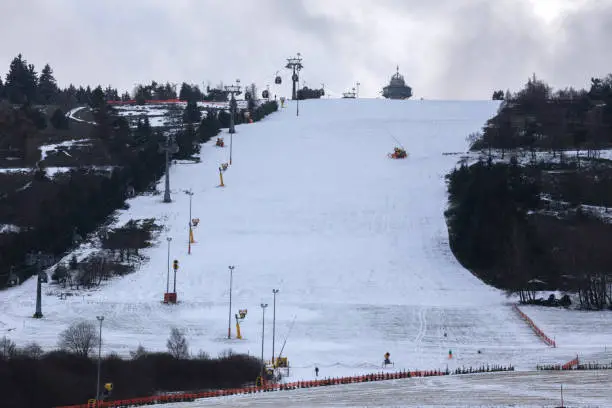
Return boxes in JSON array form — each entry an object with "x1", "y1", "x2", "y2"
[
  {"x1": 446, "y1": 74, "x2": 612, "y2": 309},
  {"x1": 481, "y1": 73, "x2": 612, "y2": 157},
  {"x1": 0, "y1": 324, "x2": 260, "y2": 408},
  {"x1": 0, "y1": 53, "x2": 279, "y2": 289}
]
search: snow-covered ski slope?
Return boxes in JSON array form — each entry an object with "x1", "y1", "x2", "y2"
[
  {"x1": 0, "y1": 99, "x2": 602, "y2": 381},
  {"x1": 164, "y1": 370, "x2": 612, "y2": 408}
]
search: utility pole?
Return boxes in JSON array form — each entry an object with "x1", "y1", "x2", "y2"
[
  {"x1": 25, "y1": 252, "x2": 54, "y2": 318},
  {"x1": 272, "y1": 289, "x2": 279, "y2": 365},
  {"x1": 228, "y1": 265, "x2": 235, "y2": 339},
  {"x1": 96, "y1": 316, "x2": 104, "y2": 405},
  {"x1": 285, "y1": 53, "x2": 303, "y2": 101},
  {"x1": 260, "y1": 303, "x2": 268, "y2": 381},
  {"x1": 224, "y1": 80, "x2": 241, "y2": 165},
  {"x1": 158, "y1": 134, "x2": 178, "y2": 203},
  {"x1": 185, "y1": 189, "x2": 194, "y2": 254}
]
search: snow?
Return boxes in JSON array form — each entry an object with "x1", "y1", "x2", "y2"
[
  {"x1": 39, "y1": 139, "x2": 92, "y2": 162},
  {"x1": 67, "y1": 106, "x2": 96, "y2": 125},
  {"x1": 0, "y1": 168, "x2": 31, "y2": 174},
  {"x1": 1, "y1": 98, "x2": 611, "y2": 392},
  {"x1": 0, "y1": 224, "x2": 21, "y2": 234},
  {"x1": 163, "y1": 370, "x2": 612, "y2": 407}
]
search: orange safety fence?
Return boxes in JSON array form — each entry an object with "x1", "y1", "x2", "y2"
[
  {"x1": 55, "y1": 369, "x2": 447, "y2": 408},
  {"x1": 107, "y1": 99, "x2": 183, "y2": 105},
  {"x1": 513, "y1": 304, "x2": 556, "y2": 347},
  {"x1": 562, "y1": 356, "x2": 579, "y2": 370}
]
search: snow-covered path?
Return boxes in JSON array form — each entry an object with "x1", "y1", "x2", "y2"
[{"x1": 0, "y1": 99, "x2": 596, "y2": 382}]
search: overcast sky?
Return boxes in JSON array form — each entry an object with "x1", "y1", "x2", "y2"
[{"x1": 1, "y1": 0, "x2": 611, "y2": 99}]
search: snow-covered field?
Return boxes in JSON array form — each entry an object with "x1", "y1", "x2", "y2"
[
  {"x1": 1, "y1": 98, "x2": 611, "y2": 392},
  {"x1": 164, "y1": 370, "x2": 612, "y2": 407}
]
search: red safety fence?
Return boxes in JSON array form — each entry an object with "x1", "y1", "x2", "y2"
[
  {"x1": 513, "y1": 304, "x2": 556, "y2": 347},
  {"x1": 562, "y1": 356, "x2": 579, "y2": 370},
  {"x1": 107, "y1": 99, "x2": 183, "y2": 105},
  {"x1": 537, "y1": 356, "x2": 579, "y2": 371},
  {"x1": 55, "y1": 369, "x2": 447, "y2": 408}
]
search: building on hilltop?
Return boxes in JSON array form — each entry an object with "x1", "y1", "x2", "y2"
[{"x1": 382, "y1": 66, "x2": 413, "y2": 100}]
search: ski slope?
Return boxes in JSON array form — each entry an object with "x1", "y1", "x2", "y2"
[
  {"x1": 163, "y1": 370, "x2": 612, "y2": 407},
  {"x1": 0, "y1": 99, "x2": 598, "y2": 382}
]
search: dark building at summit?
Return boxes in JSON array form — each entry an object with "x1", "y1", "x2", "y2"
[{"x1": 382, "y1": 67, "x2": 413, "y2": 100}]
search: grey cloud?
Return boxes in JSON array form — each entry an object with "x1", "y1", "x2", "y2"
[{"x1": 0, "y1": 0, "x2": 609, "y2": 99}]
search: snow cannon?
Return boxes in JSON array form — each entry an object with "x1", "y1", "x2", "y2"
[
  {"x1": 388, "y1": 147, "x2": 407, "y2": 159},
  {"x1": 215, "y1": 137, "x2": 225, "y2": 147}
]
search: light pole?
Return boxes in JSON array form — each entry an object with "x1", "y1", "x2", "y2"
[
  {"x1": 272, "y1": 289, "x2": 279, "y2": 365},
  {"x1": 227, "y1": 265, "x2": 235, "y2": 339},
  {"x1": 166, "y1": 237, "x2": 172, "y2": 293},
  {"x1": 185, "y1": 189, "x2": 194, "y2": 254},
  {"x1": 260, "y1": 303, "x2": 268, "y2": 381},
  {"x1": 95, "y1": 316, "x2": 104, "y2": 405}
]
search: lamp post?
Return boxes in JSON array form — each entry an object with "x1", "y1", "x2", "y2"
[
  {"x1": 185, "y1": 189, "x2": 194, "y2": 254},
  {"x1": 227, "y1": 265, "x2": 235, "y2": 339},
  {"x1": 166, "y1": 237, "x2": 172, "y2": 293},
  {"x1": 272, "y1": 289, "x2": 279, "y2": 365},
  {"x1": 95, "y1": 316, "x2": 104, "y2": 405},
  {"x1": 260, "y1": 303, "x2": 268, "y2": 381}
]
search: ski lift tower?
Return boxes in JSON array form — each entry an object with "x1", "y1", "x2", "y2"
[
  {"x1": 25, "y1": 251, "x2": 55, "y2": 318},
  {"x1": 224, "y1": 80, "x2": 241, "y2": 165},
  {"x1": 285, "y1": 53, "x2": 303, "y2": 101},
  {"x1": 224, "y1": 79, "x2": 242, "y2": 135}
]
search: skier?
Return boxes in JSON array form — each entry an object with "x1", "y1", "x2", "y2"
[
  {"x1": 384, "y1": 352, "x2": 391, "y2": 366},
  {"x1": 315, "y1": 366, "x2": 319, "y2": 377}
]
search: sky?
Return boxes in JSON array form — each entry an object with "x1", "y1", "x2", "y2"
[{"x1": 1, "y1": 0, "x2": 611, "y2": 99}]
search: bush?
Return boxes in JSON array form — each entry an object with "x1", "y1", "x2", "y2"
[{"x1": 0, "y1": 349, "x2": 261, "y2": 408}]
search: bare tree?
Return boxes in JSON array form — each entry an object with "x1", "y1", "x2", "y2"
[
  {"x1": 58, "y1": 321, "x2": 98, "y2": 357},
  {"x1": 0, "y1": 336, "x2": 17, "y2": 359},
  {"x1": 166, "y1": 328, "x2": 189, "y2": 359},
  {"x1": 129, "y1": 344, "x2": 147, "y2": 360},
  {"x1": 21, "y1": 342, "x2": 44, "y2": 359}
]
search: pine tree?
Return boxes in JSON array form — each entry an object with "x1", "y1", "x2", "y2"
[
  {"x1": 5, "y1": 54, "x2": 38, "y2": 104},
  {"x1": 90, "y1": 86, "x2": 105, "y2": 110},
  {"x1": 183, "y1": 99, "x2": 201, "y2": 123},
  {"x1": 50, "y1": 108, "x2": 69, "y2": 129},
  {"x1": 179, "y1": 82, "x2": 192, "y2": 101},
  {"x1": 0, "y1": 77, "x2": 4, "y2": 99},
  {"x1": 38, "y1": 64, "x2": 58, "y2": 104},
  {"x1": 176, "y1": 121, "x2": 198, "y2": 158}
]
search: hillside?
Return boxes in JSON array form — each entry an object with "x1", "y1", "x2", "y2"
[{"x1": 5, "y1": 98, "x2": 608, "y2": 387}]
